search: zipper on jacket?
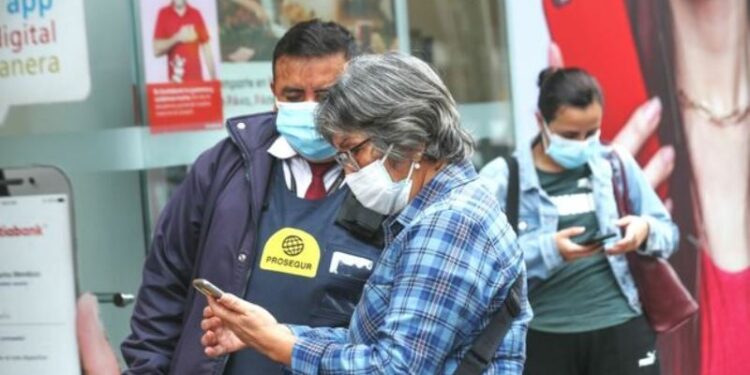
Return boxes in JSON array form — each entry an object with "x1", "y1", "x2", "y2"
[{"x1": 213, "y1": 136, "x2": 260, "y2": 375}]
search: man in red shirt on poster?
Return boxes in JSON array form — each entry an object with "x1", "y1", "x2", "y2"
[{"x1": 153, "y1": 0, "x2": 217, "y2": 83}]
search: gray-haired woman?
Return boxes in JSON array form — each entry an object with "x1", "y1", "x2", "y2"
[{"x1": 199, "y1": 53, "x2": 532, "y2": 374}]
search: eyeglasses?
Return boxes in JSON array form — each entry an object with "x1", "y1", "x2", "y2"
[{"x1": 334, "y1": 138, "x2": 372, "y2": 171}]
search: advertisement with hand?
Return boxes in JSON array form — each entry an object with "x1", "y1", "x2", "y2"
[
  {"x1": 506, "y1": 1, "x2": 749, "y2": 374},
  {"x1": 140, "y1": 0, "x2": 224, "y2": 133}
]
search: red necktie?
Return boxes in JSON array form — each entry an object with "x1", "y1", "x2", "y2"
[{"x1": 304, "y1": 161, "x2": 336, "y2": 200}]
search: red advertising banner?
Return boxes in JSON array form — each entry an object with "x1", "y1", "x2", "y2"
[
  {"x1": 139, "y1": 0, "x2": 222, "y2": 133},
  {"x1": 139, "y1": 0, "x2": 398, "y2": 132},
  {"x1": 146, "y1": 81, "x2": 223, "y2": 133},
  {"x1": 507, "y1": 1, "x2": 750, "y2": 375}
]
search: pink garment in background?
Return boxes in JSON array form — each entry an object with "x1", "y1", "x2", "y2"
[{"x1": 700, "y1": 251, "x2": 750, "y2": 375}]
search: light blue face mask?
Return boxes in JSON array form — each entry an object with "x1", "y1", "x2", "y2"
[
  {"x1": 542, "y1": 123, "x2": 600, "y2": 169},
  {"x1": 275, "y1": 101, "x2": 337, "y2": 161}
]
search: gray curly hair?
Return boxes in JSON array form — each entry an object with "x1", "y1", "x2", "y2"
[{"x1": 315, "y1": 53, "x2": 475, "y2": 163}]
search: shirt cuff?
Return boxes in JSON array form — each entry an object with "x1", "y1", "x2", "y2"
[
  {"x1": 290, "y1": 337, "x2": 329, "y2": 375},
  {"x1": 540, "y1": 232, "x2": 565, "y2": 270},
  {"x1": 287, "y1": 324, "x2": 312, "y2": 338},
  {"x1": 636, "y1": 216, "x2": 661, "y2": 257}
]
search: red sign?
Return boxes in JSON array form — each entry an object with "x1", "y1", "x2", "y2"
[
  {"x1": 146, "y1": 81, "x2": 223, "y2": 133},
  {"x1": 0, "y1": 225, "x2": 44, "y2": 237}
]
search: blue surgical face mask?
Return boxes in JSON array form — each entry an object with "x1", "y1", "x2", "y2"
[
  {"x1": 275, "y1": 101, "x2": 337, "y2": 161},
  {"x1": 542, "y1": 123, "x2": 600, "y2": 169}
]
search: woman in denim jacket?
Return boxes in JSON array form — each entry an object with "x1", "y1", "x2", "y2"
[{"x1": 480, "y1": 68, "x2": 678, "y2": 375}]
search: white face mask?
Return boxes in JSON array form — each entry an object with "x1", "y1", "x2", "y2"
[{"x1": 345, "y1": 146, "x2": 417, "y2": 216}]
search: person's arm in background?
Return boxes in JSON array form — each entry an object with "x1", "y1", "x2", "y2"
[
  {"x1": 77, "y1": 293, "x2": 120, "y2": 375},
  {"x1": 201, "y1": 43, "x2": 217, "y2": 80},
  {"x1": 195, "y1": 13, "x2": 216, "y2": 80},
  {"x1": 120, "y1": 143, "x2": 223, "y2": 374}
]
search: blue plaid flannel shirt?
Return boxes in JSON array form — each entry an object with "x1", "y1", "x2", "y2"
[{"x1": 287, "y1": 160, "x2": 532, "y2": 374}]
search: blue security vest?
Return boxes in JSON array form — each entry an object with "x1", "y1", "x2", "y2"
[{"x1": 224, "y1": 161, "x2": 382, "y2": 374}]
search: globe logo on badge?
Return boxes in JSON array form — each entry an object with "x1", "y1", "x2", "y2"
[{"x1": 281, "y1": 235, "x2": 305, "y2": 257}]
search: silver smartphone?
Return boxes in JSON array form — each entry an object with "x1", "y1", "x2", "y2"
[
  {"x1": 193, "y1": 278, "x2": 224, "y2": 298},
  {"x1": 0, "y1": 166, "x2": 80, "y2": 374}
]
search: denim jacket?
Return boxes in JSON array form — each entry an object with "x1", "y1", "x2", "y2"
[{"x1": 479, "y1": 140, "x2": 679, "y2": 313}]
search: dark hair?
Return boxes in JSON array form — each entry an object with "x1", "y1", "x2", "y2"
[
  {"x1": 537, "y1": 67, "x2": 604, "y2": 123},
  {"x1": 272, "y1": 19, "x2": 357, "y2": 77}
]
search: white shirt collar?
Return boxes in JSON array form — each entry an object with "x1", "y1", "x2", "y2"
[{"x1": 267, "y1": 136, "x2": 298, "y2": 160}]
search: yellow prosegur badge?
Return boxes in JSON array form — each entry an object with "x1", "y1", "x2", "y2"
[{"x1": 260, "y1": 227, "x2": 321, "y2": 278}]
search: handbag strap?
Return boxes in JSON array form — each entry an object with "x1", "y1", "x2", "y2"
[
  {"x1": 453, "y1": 274, "x2": 523, "y2": 375},
  {"x1": 605, "y1": 148, "x2": 631, "y2": 217}
]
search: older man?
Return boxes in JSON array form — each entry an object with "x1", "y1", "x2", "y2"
[{"x1": 123, "y1": 20, "x2": 385, "y2": 375}]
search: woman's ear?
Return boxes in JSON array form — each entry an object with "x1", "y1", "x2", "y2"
[
  {"x1": 535, "y1": 112, "x2": 545, "y2": 129},
  {"x1": 413, "y1": 148, "x2": 425, "y2": 162},
  {"x1": 412, "y1": 152, "x2": 423, "y2": 170},
  {"x1": 535, "y1": 112, "x2": 550, "y2": 148}
]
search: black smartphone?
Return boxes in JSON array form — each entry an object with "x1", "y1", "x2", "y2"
[
  {"x1": 0, "y1": 166, "x2": 80, "y2": 374},
  {"x1": 576, "y1": 232, "x2": 617, "y2": 246},
  {"x1": 192, "y1": 278, "x2": 224, "y2": 298}
]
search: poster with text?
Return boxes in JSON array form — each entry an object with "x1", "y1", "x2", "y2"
[
  {"x1": 140, "y1": 0, "x2": 396, "y2": 129},
  {"x1": 0, "y1": 0, "x2": 91, "y2": 124},
  {"x1": 140, "y1": 0, "x2": 224, "y2": 133}
]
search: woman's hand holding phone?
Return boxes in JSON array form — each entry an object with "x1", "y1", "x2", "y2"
[
  {"x1": 200, "y1": 292, "x2": 295, "y2": 365},
  {"x1": 555, "y1": 226, "x2": 604, "y2": 261},
  {"x1": 576, "y1": 232, "x2": 617, "y2": 246},
  {"x1": 194, "y1": 279, "x2": 295, "y2": 364},
  {"x1": 606, "y1": 215, "x2": 651, "y2": 255}
]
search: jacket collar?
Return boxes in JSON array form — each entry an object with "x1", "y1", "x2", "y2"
[
  {"x1": 225, "y1": 111, "x2": 279, "y2": 158},
  {"x1": 225, "y1": 112, "x2": 279, "y2": 223},
  {"x1": 514, "y1": 136, "x2": 544, "y2": 193}
]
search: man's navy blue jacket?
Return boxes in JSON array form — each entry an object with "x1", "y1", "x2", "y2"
[{"x1": 121, "y1": 112, "x2": 378, "y2": 374}]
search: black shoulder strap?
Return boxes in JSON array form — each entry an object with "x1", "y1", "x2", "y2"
[
  {"x1": 453, "y1": 274, "x2": 524, "y2": 375},
  {"x1": 335, "y1": 191, "x2": 387, "y2": 248},
  {"x1": 503, "y1": 155, "x2": 520, "y2": 233}
]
